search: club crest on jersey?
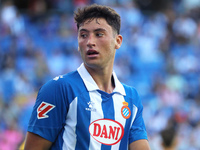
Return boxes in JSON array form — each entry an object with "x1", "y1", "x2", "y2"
[
  {"x1": 37, "y1": 102, "x2": 55, "y2": 119},
  {"x1": 121, "y1": 101, "x2": 131, "y2": 119},
  {"x1": 89, "y1": 119, "x2": 124, "y2": 145}
]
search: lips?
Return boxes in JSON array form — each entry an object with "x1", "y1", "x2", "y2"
[{"x1": 87, "y1": 50, "x2": 99, "y2": 55}]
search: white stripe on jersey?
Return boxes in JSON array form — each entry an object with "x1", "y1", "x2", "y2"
[
  {"x1": 63, "y1": 97, "x2": 78, "y2": 150},
  {"x1": 89, "y1": 91, "x2": 104, "y2": 150},
  {"x1": 130, "y1": 104, "x2": 138, "y2": 129},
  {"x1": 112, "y1": 94, "x2": 127, "y2": 150}
]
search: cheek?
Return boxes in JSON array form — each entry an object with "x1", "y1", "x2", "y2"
[
  {"x1": 78, "y1": 41, "x2": 86, "y2": 50},
  {"x1": 101, "y1": 38, "x2": 114, "y2": 47},
  {"x1": 78, "y1": 42, "x2": 86, "y2": 57},
  {"x1": 107, "y1": 39, "x2": 116, "y2": 50}
]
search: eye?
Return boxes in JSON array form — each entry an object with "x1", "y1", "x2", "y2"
[
  {"x1": 96, "y1": 33, "x2": 103, "y2": 37},
  {"x1": 81, "y1": 34, "x2": 87, "y2": 38},
  {"x1": 80, "y1": 33, "x2": 88, "y2": 38}
]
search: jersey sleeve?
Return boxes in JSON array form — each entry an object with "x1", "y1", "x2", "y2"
[
  {"x1": 27, "y1": 77, "x2": 68, "y2": 142},
  {"x1": 129, "y1": 89, "x2": 148, "y2": 144}
]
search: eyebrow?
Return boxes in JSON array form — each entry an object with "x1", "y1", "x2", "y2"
[{"x1": 79, "y1": 28, "x2": 107, "y2": 33}]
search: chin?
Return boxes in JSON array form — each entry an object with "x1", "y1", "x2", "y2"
[{"x1": 84, "y1": 62, "x2": 101, "y2": 69}]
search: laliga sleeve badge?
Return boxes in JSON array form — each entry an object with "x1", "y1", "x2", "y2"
[
  {"x1": 37, "y1": 102, "x2": 55, "y2": 119},
  {"x1": 121, "y1": 101, "x2": 131, "y2": 119}
]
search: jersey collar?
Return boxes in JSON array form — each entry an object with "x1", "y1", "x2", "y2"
[{"x1": 77, "y1": 63, "x2": 126, "y2": 96}]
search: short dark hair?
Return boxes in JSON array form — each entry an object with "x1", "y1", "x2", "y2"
[
  {"x1": 74, "y1": 4, "x2": 121, "y2": 34},
  {"x1": 161, "y1": 126, "x2": 176, "y2": 147}
]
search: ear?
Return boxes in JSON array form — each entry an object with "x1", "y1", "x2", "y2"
[
  {"x1": 78, "y1": 46, "x2": 80, "y2": 51},
  {"x1": 115, "y1": 34, "x2": 123, "y2": 49}
]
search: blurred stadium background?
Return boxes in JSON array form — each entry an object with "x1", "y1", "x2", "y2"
[{"x1": 0, "y1": 0, "x2": 200, "y2": 149}]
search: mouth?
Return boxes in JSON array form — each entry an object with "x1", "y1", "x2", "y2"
[{"x1": 87, "y1": 50, "x2": 99, "y2": 55}]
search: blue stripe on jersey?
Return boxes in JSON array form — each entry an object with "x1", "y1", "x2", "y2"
[
  {"x1": 75, "y1": 90, "x2": 91, "y2": 150},
  {"x1": 119, "y1": 96, "x2": 132, "y2": 150},
  {"x1": 98, "y1": 90, "x2": 115, "y2": 150}
]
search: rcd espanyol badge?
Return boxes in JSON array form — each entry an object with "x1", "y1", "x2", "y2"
[{"x1": 121, "y1": 101, "x2": 131, "y2": 119}]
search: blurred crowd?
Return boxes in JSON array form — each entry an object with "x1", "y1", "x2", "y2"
[{"x1": 0, "y1": 0, "x2": 200, "y2": 149}]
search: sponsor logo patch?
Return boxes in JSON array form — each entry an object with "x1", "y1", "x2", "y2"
[
  {"x1": 37, "y1": 102, "x2": 55, "y2": 119},
  {"x1": 89, "y1": 119, "x2": 124, "y2": 145}
]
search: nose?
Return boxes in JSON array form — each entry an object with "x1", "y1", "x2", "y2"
[{"x1": 87, "y1": 34, "x2": 95, "y2": 47}]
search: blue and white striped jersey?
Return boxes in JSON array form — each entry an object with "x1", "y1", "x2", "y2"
[{"x1": 28, "y1": 63, "x2": 148, "y2": 150}]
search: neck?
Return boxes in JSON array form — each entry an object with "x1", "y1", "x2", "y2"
[{"x1": 84, "y1": 64, "x2": 115, "y2": 93}]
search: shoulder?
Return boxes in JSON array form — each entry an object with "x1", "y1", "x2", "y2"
[
  {"x1": 121, "y1": 83, "x2": 143, "y2": 107},
  {"x1": 33, "y1": 70, "x2": 84, "y2": 116},
  {"x1": 122, "y1": 83, "x2": 139, "y2": 98},
  {"x1": 37, "y1": 70, "x2": 84, "y2": 101},
  {"x1": 47, "y1": 71, "x2": 80, "y2": 85},
  {"x1": 41, "y1": 70, "x2": 81, "y2": 91}
]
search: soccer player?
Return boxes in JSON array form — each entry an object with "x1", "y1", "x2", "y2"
[{"x1": 24, "y1": 4, "x2": 151, "y2": 150}]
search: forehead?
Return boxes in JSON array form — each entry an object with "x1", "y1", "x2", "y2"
[{"x1": 78, "y1": 18, "x2": 112, "y2": 31}]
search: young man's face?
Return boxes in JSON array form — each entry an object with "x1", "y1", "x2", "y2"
[{"x1": 78, "y1": 18, "x2": 122, "y2": 70}]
